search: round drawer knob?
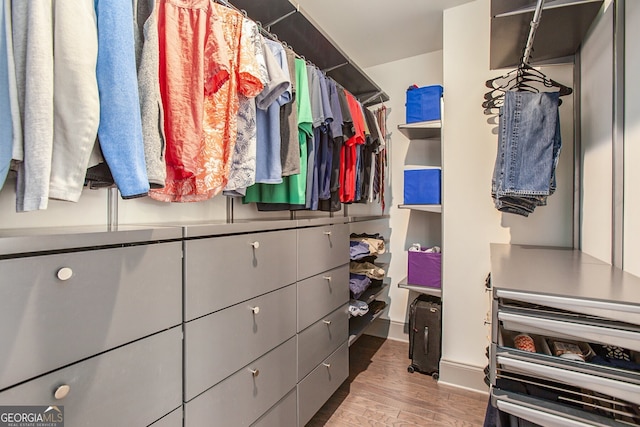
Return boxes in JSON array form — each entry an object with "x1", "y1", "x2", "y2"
[
  {"x1": 323, "y1": 231, "x2": 332, "y2": 236},
  {"x1": 54, "y1": 384, "x2": 70, "y2": 400},
  {"x1": 323, "y1": 276, "x2": 332, "y2": 282},
  {"x1": 323, "y1": 320, "x2": 332, "y2": 325},
  {"x1": 56, "y1": 267, "x2": 73, "y2": 281},
  {"x1": 250, "y1": 306, "x2": 260, "y2": 315},
  {"x1": 249, "y1": 368, "x2": 259, "y2": 377},
  {"x1": 323, "y1": 363, "x2": 331, "y2": 369},
  {"x1": 250, "y1": 241, "x2": 260, "y2": 249}
]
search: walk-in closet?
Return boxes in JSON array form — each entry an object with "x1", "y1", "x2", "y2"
[{"x1": 0, "y1": 0, "x2": 638, "y2": 426}]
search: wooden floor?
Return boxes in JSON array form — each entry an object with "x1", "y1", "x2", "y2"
[{"x1": 308, "y1": 335, "x2": 488, "y2": 427}]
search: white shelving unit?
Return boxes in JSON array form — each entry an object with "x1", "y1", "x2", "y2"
[
  {"x1": 398, "y1": 277, "x2": 442, "y2": 298},
  {"x1": 397, "y1": 111, "x2": 444, "y2": 293},
  {"x1": 398, "y1": 109, "x2": 444, "y2": 377},
  {"x1": 397, "y1": 120, "x2": 442, "y2": 140},
  {"x1": 398, "y1": 204, "x2": 441, "y2": 213}
]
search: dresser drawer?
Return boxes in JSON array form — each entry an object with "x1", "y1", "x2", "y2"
[
  {"x1": 0, "y1": 327, "x2": 182, "y2": 427},
  {"x1": 297, "y1": 264, "x2": 349, "y2": 332},
  {"x1": 297, "y1": 224, "x2": 349, "y2": 280},
  {"x1": 297, "y1": 342, "x2": 349, "y2": 427},
  {"x1": 185, "y1": 337, "x2": 297, "y2": 427},
  {"x1": 298, "y1": 304, "x2": 349, "y2": 381},
  {"x1": 251, "y1": 388, "x2": 297, "y2": 427},
  {"x1": 495, "y1": 307, "x2": 640, "y2": 413},
  {"x1": 184, "y1": 229, "x2": 297, "y2": 320},
  {"x1": 498, "y1": 306, "x2": 640, "y2": 353},
  {"x1": 184, "y1": 284, "x2": 297, "y2": 401},
  {"x1": 0, "y1": 242, "x2": 182, "y2": 390},
  {"x1": 149, "y1": 407, "x2": 182, "y2": 427},
  {"x1": 492, "y1": 389, "x2": 624, "y2": 427}
]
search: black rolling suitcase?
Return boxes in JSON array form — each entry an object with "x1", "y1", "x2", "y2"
[{"x1": 408, "y1": 294, "x2": 442, "y2": 379}]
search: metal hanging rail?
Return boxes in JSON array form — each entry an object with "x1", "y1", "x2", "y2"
[{"x1": 521, "y1": 0, "x2": 545, "y2": 65}]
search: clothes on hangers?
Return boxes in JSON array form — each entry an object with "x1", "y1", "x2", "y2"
[
  {"x1": 151, "y1": 1, "x2": 264, "y2": 202},
  {"x1": 253, "y1": 38, "x2": 291, "y2": 185},
  {"x1": 11, "y1": 0, "x2": 103, "y2": 211},
  {"x1": 0, "y1": 0, "x2": 388, "y2": 212},
  {"x1": 280, "y1": 47, "x2": 300, "y2": 176},
  {"x1": 134, "y1": 0, "x2": 166, "y2": 190},
  {"x1": 222, "y1": 18, "x2": 268, "y2": 197},
  {"x1": 95, "y1": 0, "x2": 150, "y2": 200},
  {"x1": 244, "y1": 56, "x2": 312, "y2": 208}
]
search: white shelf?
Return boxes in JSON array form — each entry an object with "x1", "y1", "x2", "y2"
[
  {"x1": 398, "y1": 277, "x2": 442, "y2": 298},
  {"x1": 398, "y1": 204, "x2": 442, "y2": 213},
  {"x1": 397, "y1": 120, "x2": 442, "y2": 139}
]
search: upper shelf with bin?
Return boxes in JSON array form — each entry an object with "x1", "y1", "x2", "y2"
[{"x1": 397, "y1": 120, "x2": 441, "y2": 140}]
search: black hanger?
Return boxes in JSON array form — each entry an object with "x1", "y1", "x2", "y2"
[{"x1": 482, "y1": 62, "x2": 572, "y2": 114}]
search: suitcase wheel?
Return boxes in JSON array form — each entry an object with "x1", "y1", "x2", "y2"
[
  {"x1": 407, "y1": 365, "x2": 416, "y2": 374},
  {"x1": 431, "y1": 372, "x2": 439, "y2": 380}
]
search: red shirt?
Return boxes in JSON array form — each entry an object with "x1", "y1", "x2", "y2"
[{"x1": 339, "y1": 90, "x2": 365, "y2": 202}]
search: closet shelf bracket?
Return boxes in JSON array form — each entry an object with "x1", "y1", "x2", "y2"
[
  {"x1": 265, "y1": 8, "x2": 298, "y2": 29},
  {"x1": 322, "y1": 61, "x2": 350, "y2": 74}
]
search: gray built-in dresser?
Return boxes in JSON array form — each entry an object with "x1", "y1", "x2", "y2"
[
  {"x1": 489, "y1": 243, "x2": 640, "y2": 426},
  {"x1": 0, "y1": 218, "x2": 353, "y2": 426}
]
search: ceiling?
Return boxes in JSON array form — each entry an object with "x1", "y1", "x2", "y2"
[{"x1": 293, "y1": 0, "x2": 476, "y2": 69}]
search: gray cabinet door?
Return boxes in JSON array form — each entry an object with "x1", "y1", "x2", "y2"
[
  {"x1": 0, "y1": 242, "x2": 182, "y2": 390},
  {"x1": 297, "y1": 305, "x2": 349, "y2": 381},
  {"x1": 297, "y1": 264, "x2": 349, "y2": 332},
  {"x1": 185, "y1": 337, "x2": 297, "y2": 427},
  {"x1": 251, "y1": 389, "x2": 297, "y2": 427},
  {"x1": 297, "y1": 342, "x2": 349, "y2": 427},
  {"x1": 0, "y1": 327, "x2": 182, "y2": 427},
  {"x1": 184, "y1": 284, "x2": 297, "y2": 401},
  {"x1": 184, "y1": 230, "x2": 297, "y2": 321},
  {"x1": 297, "y1": 224, "x2": 349, "y2": 280}
]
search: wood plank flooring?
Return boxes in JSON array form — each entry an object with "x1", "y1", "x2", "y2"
[{"x1": 307, "y1": 335, "x2": 489, "y2": 427}]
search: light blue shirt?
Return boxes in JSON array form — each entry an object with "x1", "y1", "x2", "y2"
[
  {"x1": 95, "y1": 0, "x2": 149, "y2": 198},
  {"x1": 254, "y1": 39, "x2": 291, "y2": 184}
]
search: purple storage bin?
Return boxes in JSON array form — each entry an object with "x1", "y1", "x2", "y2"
[{"x1": 407, "y1": 250, "x2": 441, "y2": 288}]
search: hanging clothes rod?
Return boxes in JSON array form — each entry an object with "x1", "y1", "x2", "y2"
[
  {"x1": 216, "y1": 0, "x2": 388, "y2": 105},
  {"x1": 521, "y1": 0, "x2": 545, "y2": 65}
]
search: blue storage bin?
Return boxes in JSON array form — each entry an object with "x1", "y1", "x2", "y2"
[
  {"x1": 404, "y1": 167, "x2": 441, "y2": 204},
  {"x1": 405, "y1": 85, "x2": 443, "y2": 123}
]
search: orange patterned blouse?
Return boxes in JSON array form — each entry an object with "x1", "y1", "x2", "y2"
[{"x1": 152, "y1": 0, "x2": 264, "y2": 202}]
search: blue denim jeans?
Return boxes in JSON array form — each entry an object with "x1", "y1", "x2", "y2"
[{"x1": 491, "y1": 91, "x2": 561, "y2": 216}]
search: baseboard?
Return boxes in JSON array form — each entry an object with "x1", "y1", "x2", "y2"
[
  {"x1": 438, "y1": 359, "x2": 489, "y2": 395},
  {"x1": 363, "y1": 318, "x2": 409, "y2": 343}
]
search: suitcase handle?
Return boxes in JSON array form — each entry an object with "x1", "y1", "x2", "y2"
[{"x1": 423, "y1": 326, "x2": 429, "y2": 355}]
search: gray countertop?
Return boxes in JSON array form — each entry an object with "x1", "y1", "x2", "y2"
[
  {"x1": 0, "y1": 215, "x2": 386, "y2": 256},
  {"x1": 490, "y1": 243, "x2": 640, "y2": 306}
]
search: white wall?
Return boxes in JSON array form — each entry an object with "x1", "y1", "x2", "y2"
[
  {"x1": 580, "y1": 4, "x2": 613, "y2": 263},
  {"x1": 0, "y1": 176, "x2": 108, "y2": 228},
  {"x1": 624, "y1": 1, "x2": 640, "y2": 275},
  {"x1": 441, "y1": 0, "x2": 574, "y2": 391},
  {"x1": 361, "y1": 51, "x2": 444, "y2": 339}
]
